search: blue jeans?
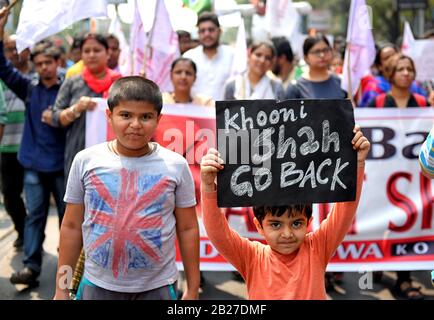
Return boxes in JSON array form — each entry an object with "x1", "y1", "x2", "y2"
[{"x1": 23, "y1": 169, "x2": 65, "y2": 274}]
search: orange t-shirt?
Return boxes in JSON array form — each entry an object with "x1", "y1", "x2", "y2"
[{"x1": 202, "y1": 164, "x2": 365, "y2": 300}]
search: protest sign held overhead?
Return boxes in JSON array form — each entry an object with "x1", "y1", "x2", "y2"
[{"x1": 216, "y1": 99, "x2": 357, "y2": 207}]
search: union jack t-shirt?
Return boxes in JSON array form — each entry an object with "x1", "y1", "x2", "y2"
[{"x1": 64, "y1": 142, "x2": 196, "y2": 293}]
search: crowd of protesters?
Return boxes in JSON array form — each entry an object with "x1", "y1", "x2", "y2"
[{"x1": 0, "y1": 4, "x2": 432, "y2": 301}]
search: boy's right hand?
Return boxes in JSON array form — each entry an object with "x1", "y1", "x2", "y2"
[{"x1": 200, "y1": 148, "x2": 224, "y2": 192}]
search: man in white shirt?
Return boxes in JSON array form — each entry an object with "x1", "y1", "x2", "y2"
[{"x1": 183, "y1": 12, "x2": 234, "y2": 101}]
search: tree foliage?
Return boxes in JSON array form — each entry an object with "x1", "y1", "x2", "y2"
[{"x1": 306, "y1": 0, "x2": 434, "y2": 43}]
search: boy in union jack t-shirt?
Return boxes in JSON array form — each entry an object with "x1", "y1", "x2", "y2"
[{"x1": 54, "y1": 77, "x2": 200, "y2": 300}]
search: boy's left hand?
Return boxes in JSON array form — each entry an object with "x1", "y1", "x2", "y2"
[{"x1": 352, "y1": 124, "x2": 370, "y2": 163}]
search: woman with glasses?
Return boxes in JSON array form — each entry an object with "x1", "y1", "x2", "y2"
[{"x1": 285, "y1": 34, "x2": 346, "y2": 100}]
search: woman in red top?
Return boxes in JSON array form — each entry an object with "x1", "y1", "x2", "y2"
[{"x1": 368, "y1": 54, "x2": 428, "y2": 108}]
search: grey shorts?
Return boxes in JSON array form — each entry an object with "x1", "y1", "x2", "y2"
[{"x1": 76, "y1": 277, "x2": 178, "y2": 300}]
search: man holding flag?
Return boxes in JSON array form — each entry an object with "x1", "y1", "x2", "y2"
[{"x1": 0, "y1": 6, "x2": 67, "y2": 287}]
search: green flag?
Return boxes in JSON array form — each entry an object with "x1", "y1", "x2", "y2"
[{"x1": 182, "y1": 0, "x2": 212, "y2": 15}]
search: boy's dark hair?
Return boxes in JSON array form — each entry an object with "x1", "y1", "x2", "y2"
[
  {"x1": 253, "y1": 205, "x2": 313, "y2": 227},
  {"x1": 271, "y1": 36, "x2": 294, "y2": 62},
  {"x1": 197, "y1": 11, "x2": 220, "y2": 28},
  {"x1": 80, "y1": 33, "x2": 109, "y2": 51},
  {"x1": 30, "y1": 41, "x2": 61, "y2": 61},
  {"x1": 107, "y1": 76, "x2": 163, "y2": 114}
]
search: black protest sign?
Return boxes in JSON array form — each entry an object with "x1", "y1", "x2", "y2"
[{"x1": 215, "y1": 99, "x2": 356, "y2": 207}]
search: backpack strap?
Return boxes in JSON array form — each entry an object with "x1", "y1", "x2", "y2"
[
  {"x1": 413, "y1": 93, "x2": 427, "y2": 107},
  {"x1": 375, "y1": 93, "x2": 387, "y2": 108}
]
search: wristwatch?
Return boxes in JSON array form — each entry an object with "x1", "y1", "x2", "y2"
[{"x1": 71, "y1": 105, "x2": 81, "y2": 119}]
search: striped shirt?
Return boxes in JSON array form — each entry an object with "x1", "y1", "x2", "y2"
[
  {"x1": 0, "y1": 80, "x2": 25, "y2": 153},
  {"x1": 419, "y1": 126, "x2": 434, "y2": 178}
]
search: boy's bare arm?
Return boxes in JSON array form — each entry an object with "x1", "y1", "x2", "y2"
[
  {"x1": 174, "y1": 206, "x2": 200, "y2": 300},
  {"x1": 314, "y1": 125, "x2": 370, "y2": 262},
  {"x1": 53, "y1": 203, "x2": 84, "y2": 300},
  {"x1": 200, "y1": 148, "x2": 254, "y2": 276}
]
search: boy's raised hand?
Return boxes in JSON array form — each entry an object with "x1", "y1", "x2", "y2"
[
  {"x1": 0, "y1": 6, "x2": 9, "y2": 32},
  {"x1": 352, "y1": 124, "x2": 370, "y2": 163},
  {"x1": 201, "y1": 148, "x2": 224, "y2": 192}
]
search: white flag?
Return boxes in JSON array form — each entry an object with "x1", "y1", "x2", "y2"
[
  {"x1": 401, "y1": 21, "x2": 415, "y2": 56},
  {"x1": 145, "y1": 0, "x2": 179, "y2": 92},
  {"x1": 341, "y1": 0, "x2": 376, "y2": 96},
  {"x1": 129, "y1": 0, "x2": 147, "y2": 76},
  {"x1": 109, "y1": 12, "x2": 130, "y2": 76},
  {"x1": 16, "y1": 0, "x2": 108, "y2": 53},
  {"x1": 230, "y1": 15, "x2": 247, "y2": 77},
  {"x1": 265, "y1": 0, "x2": 299, "y2": 38},
  {"x1": 264, "y1": 0, "x2": 303, "y2": 57}
]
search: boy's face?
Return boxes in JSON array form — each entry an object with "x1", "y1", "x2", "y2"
[
  {"x1": 106, "y1": 100, "x2": 161, "y2": 157},
  {"x1": 254, "y1": 211, "x2": 312, "y2": 255}
]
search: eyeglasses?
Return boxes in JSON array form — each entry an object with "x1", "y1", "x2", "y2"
[
  {"x1": 308, "y1": 48, "x2": 332, "y2": 57},
  {"x1": 198, "y1": 27, "x2": 218, "y2": 34}
]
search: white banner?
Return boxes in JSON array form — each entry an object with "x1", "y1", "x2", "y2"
[
  {"x1": 85, "y1": 104, "x2": 434, "y2": 271},
  {"x1": 177, "y1": 107, "x2": 434, "y2": 271},
  {"x1": 324, "y1": 108, "x2": 434, "y2": 271}
]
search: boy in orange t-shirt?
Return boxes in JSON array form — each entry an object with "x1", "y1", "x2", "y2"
[{"x1": 200, "y1": 125, "x2": 370, "y2": 299}]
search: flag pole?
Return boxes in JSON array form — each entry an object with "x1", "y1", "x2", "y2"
[
  {"x1": 346, "y1": 42, "x2": 356, "y2": 108},
  {"x1": 130, "y1": 1, "x2": 136, "y2": 76},
  {"x1": 6, "y1": 0, "x2": 19, "y2": 11},
  {"x1": 140, "y1": 0, "x2": 159, "y2": 78}
]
